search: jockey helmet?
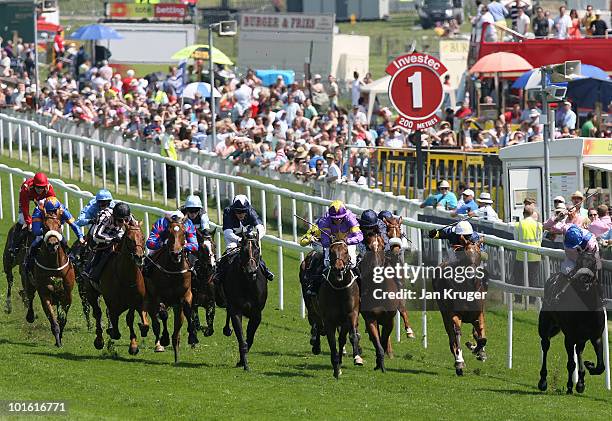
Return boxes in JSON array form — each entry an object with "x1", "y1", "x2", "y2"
[
  {"x1": 43, "y1": 197, "x2": 61, "y2": 212},
  {"x1": 33, "y1": 172, "x2": 49, "y2": 187},
  {"x1": 95, "y1": 189, "x2": 113, "y2": 202},
  {"x1": 564, "y1": 225, "x2": 592, "y2": 249},
  {"x1": 230, "y1": 195, "x2": 250, "y2": 212},
  {"x1": 113, "y1": 202, "x2": 131, "y2": 220},
  {"x1": 378, "y1": 210, "x2": 393, "y2": 221},
  {"x1": 359, "y1": 209, "x2": 378, "y2": 228},
  {"x1": 454, "y1": 220, "x2": 474, "y2": 235},
  {"x1": 166, "y1": 210, "x2": 184, "y2": 221},
  {"x1": 183, "y1": 195, "x2": 203, "y2": 210},
  {"x1": 328, "y1": 200, "x2": 347, "y2": 219}
]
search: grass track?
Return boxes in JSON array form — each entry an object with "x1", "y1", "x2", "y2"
[{"x1": 0, "y1": 159, "x2": 611, "y2": 419}]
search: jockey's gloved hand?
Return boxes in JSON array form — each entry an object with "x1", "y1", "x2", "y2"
[{"x1": 428, "y1": 229, "x2": 438, "y2": 239}]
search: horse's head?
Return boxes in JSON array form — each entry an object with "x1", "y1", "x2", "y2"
[
  {"x1": 240, "y1": 228, "x2": 260, "y2": 275},
  {"x1": 364, "y1": 230, "x2": 385, "y2": 254},
  {"x1": 329, "y1": 240, "x2": 349, "y2": 274},
  {"x1": 42, "y1": 210, "x2": 63, "y2": 254},
  {"x1": 200, "y1": 234, "x2": 217, "y2": 269},
  {"x1": 167, "y1": 219, "x2": 186, "y2": 264},
  {"x1": 454, "y1": 236, "x2": 483, "y2": 267},
  {"x1": 123, "y1": 221, "x2": 145, "y2": 267},
  {"x1": 572, "y1": 250, "x2": 599, "y2": 292},
  {"x1": 384, "y1": 216, "x2": 404, "y2": 255}
]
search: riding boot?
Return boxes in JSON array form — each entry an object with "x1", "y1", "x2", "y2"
[
  {"x1": 260, "y1": 259, "x2": 274, "y2": 282},
  {"x1": 188, "y1": 252, "x2": 198, "y2": 279}
]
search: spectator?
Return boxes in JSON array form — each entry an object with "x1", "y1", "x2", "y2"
[
  {"x1": 568, "y1": 9, "x2": 582, "y2": 39},
  {"x1": 581, "y1": 112, "x2": 597, "y2": 137},
  {"x1": 469, "y1": 192, "x2": 500, "y2": 221},
  {"x1": 513, "y1": 206, "x2": 543, "y2": 293},
  {"x1": 327, "y1": 74, "x2": 339, "y2": 110},
  {"x1": 451, "y1": 189, "x2": 478, "y2": 216},
  {"x1": 454, "y1": 100, "x2": 473, "y2": 119},
  {"x1": 569, "y1": 190, "x2": 588, "y2": 220},
  {"x1": 487, "y1": 0, "x2": 509, "y2": 40},
  {"x1": 532, "y1": 6, "x2": 549, "y2": 37},
  {"x1": 582, "y1": 5, "x2": 596, "y2": 36},
  {"x1": 420, "y1": 180, "x2": 458, "y2": 210},
  {"x1": 351, "y1": 71, "x2": 363, "y2": 107},
  {"x1": 589, "y1": 10, "x2": 609, "y2": 37},
  {"x1": 350, "y1": 166, "x2": 367, "y2": 186},
  {"x1": 159, "y1": 122, "x2": 178, "y2": 199},
  {"x1": 516, "y1": 7, "x2": 530, "y2": 36},
  {"x1": 324, "y1": 152, "x2": 341, "y2": 184},
  {"x1": 554, "y1": 6, "x2": 572, "y2": 39},
  {"x1": 555, "y1": 101, "x2": 577, "y2": 130},
  {"x1": 523, "y1": 196, "x2": 539, "y2": 221}
]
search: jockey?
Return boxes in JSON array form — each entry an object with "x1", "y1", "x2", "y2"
[
  {"x1": 378, "y1": 210, "x2": 409, "y2": 251},
  {"x1": 545, "y1": 215, "x2": 601, "y2": 275},
  {"x1": 356, "y1": 209, "x2": 382, "y2": 257},
  {"x1": 76, "y1": 189, "x2": 116, "y2": 229},
  {"x1": 428, "y1": 220, "x2": 482, "y2": 264},
  {"x1": 180, "y1": 194, "x2": 211, "y2": 235},
  {"x1": 217, "y1": 195, "x2": 274, "y2": 282},
  {"x1": 83, "y1": 202, "x2": 133, "y2": 284},
  {"x1": 25, "y1": 196, "x2": 83, "y2": 271},
  {"x1": 317, "y1": 200, "x2": 363, "y2": 270},
  {"x1": 9, "y1": 172, "x2": 56, "y2": 256},
  {"x1": 146, "y1": 210, "x2": 199, "y2": 272}
]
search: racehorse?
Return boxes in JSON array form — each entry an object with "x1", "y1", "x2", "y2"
[
  {"x1": 95, "y1": 221, "x2": 149, "y2": 355},
  {"x1": 191, "y1": 229, "x2": 217, "y2": 339},
  {"x1": 145, "y1": 219, "x2": 196, "y2": 363},
  {"x1": 359, "y1": 231, "x2": 402, "y2": 372},
  {"x1": 25, "y1": 212, "x2": 76, "y2": 347},
  {"x1": 432, "y1": 237, "x2": 487, "y2": 376},
  {"x1": 315, "y1": 240, "x2": 361, "y2": 378},
  {"x1": 2, "y1": 225, "x2": 32, "y2": 313},
  {"x1": 538, "y1": 251, "x2": 606, "y2": 394},
  {"x1": 221, "y1": 228, "x2": 268, "y2": 371},
  {"x1": 69, "y1": 239, "x2": 93, "y2": 331},
  {"x1": 382, "y1": 216, "x2": 415, "y2": 339}
]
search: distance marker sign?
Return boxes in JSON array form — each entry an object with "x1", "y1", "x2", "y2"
[{"x1": 386, "y1": 53, "x2": 447, "y2": 130}]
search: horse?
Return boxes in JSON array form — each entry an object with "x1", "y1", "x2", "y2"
[
  {"x1": 382, "y1": 216, "x2": 415, "y2": 339},
  {"x1": 538, "y1": 251, "x2": 606, "y2": 394},
  {"x1": 315, "y1": 240, "x2": 361, "y2": 378},
  {"x1": 432, "y1": 237, "x2": 487, "y2": 376},
  {"x1": 191, "y1": 229, "x2": 217, "y2": 339},
  {"x1": 69, "y1": 238, "x2": 93, "y2": 331},
  {"x1": 221, "y1": 228, "x2": 268, "y2": 371},
  {"x1": 2, "y1": 224, "x2": 33, "y2": 313},
  {"x1": 359, "y1": 230, "x2": 402, "y2": 372},
  {"x1": 145, "y1": 219, "x2": 196, "y2": 363},
  {"x1": 25, "y1": 212, "x2": 76, "y2": 347},
  {"x1": 95, "y1": 221, "x2": 150, "y2": 355}
]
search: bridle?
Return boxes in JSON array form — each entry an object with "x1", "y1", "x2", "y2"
[
  {"x1": 36, "y1": 212, "x2": 70, "y2": 273},
  {"x1": 121, "y1": 224, "x2": 146, "y2": 267},
  {"x1": 325, "y1": 240, "x2": 354, "y2": 289},
  {"x1": 241, "y1": 236, "x2": 259, "y2": 274}
]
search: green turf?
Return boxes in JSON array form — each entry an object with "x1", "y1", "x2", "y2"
[{"x1": 0, "y1": 157, "x2": 611, "y2": 419}]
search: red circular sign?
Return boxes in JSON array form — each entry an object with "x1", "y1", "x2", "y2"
[
  {"x1": 389, "y1": 65, "x2": 443, "y2": 120},
  {"x1": 385, "y1": 53, "x2": 447, "y2": 130}
]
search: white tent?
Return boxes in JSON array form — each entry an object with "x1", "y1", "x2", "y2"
[{"x1": 361, "y1": 75, "x2": 391, "y2": 124}]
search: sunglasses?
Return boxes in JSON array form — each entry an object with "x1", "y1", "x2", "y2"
[
  {"x1": 589, "y1": 214, "x2": 597, "y2": 217},
  {"x1": 185, "y1": 208, "x2": 200, "y2": 214},
  {"x1": 115, "y1": 217, "x2": 130, "y2": 223}
]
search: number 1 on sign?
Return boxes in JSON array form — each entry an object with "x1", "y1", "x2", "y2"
[{"x1": 407, "y1": 72, "x2": 423, "y2": 108}]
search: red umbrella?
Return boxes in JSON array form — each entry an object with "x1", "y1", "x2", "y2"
[{"x1": 469, "y1": 52, "x2": 533, "y2": 74}]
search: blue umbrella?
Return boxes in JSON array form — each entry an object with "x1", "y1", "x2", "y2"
[
  {"x1": 566, "y1": 77, "x2": 612, "y2": 108},
  {"x1": 70, "y1": 24, "x2": 123, "y2": 40},
  {"x1": 511, "y1": 64, "x2": 609, "y2": 89}
]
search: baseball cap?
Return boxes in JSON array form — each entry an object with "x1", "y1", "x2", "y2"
[{"x1": 462, "y1": 189, "x2": 475, "y2": 197}]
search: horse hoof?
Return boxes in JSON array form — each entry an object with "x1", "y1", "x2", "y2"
[
  {"x1": 106, "y1": 328, "x2": 121, "y2": 340},
  {"x1": 309, "y1": 335, "x2": 318, "y2": 346},
  {"x1": 333, "y1": 369, "x2": 342, "y2": 379},
  {"x1": 538, "y1": 379, "x2": 547, "y2": 391},
  {"x1": 476, "y1": 351, "x2": 487, "y2": 362},
  {"x1": 128, "y1": 346, "x2": 139, "y2": 356},
  {"x1": 312, "y1": 344, "x2": 321, "y2": 355},
  {"x1": 466, "y1": 341, "x2": 476, "y2": 351},
  {"x1": 342, "y1": 345, "x2": 347, "y2": 356},
  {"x1": 55, "y1": 339, "x2": 62, "y2": 348},
  {"x1": 236, "y1": 360, "x2": 245, "y2": 368},
  {"x1": 455, "y1": 368, "x2": 464, "y2": 376},
  {"x1": 354, "y1": 355, "x2": 364, "y2": 366},
  {"x1": 203, "y1": 327, "x2": 214, "y2": 337},
  {"x1": 243, "y1": 364, "x2": 250, "y2": 372},
  {"x1": 94, "y1": 337, "x2": 104, "y2": 350},
  {"x1": 138, "y1": 323, "x2": 149, "y2": 338},
  {"x1": 576, "y1": 383, "x2": 585, "y2": 394},
  {"x1": 4, "y1": 299, "x2": 12, "y2": 314},
  {"x1": 566, "y1": 388, "x2": 573, "y2": 395},
  {"x1": 188, "y1": 333, "x2": 199, "y2": 346},
  {"x1": 405, "y1": 327, "x2": 415, "y2": 339},
  {"x1": 26, "y1": 309, "x2": 35, "y2": 323},
  {"x1": 223, "y1": 326, "x2": 232, "y2": 337},
  {"x1": 160, "y1": 332, "x2": 170, "y2": 347},
  {"x1": 154, "y1": 344, "x2": 165, "y2": 353}
]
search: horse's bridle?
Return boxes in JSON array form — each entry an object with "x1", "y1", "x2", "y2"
[
  {"x1": 121, "y1": 225, "x2": 146, "y2": 267},
  {"x1": 36, "y1": 213, "x2": 70, "y2": 273},
  {"x1": 326, "y1": 240, "x2": 352, "y2": 286},
  {"x1": 241, "y1": 237, "x2": 259, "y2": 274}
]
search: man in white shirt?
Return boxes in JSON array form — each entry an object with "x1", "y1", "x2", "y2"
[
  {"x1": 469, "y1": 192, "x2": 500, "y2": 221},
  {"x1": 554, "y1": 6, "x2": 572, "y2": 39},
  {"x1": 349, "y1": 105, "x2": 367, "y2": 126},
  {"x1": 284, "y1": 96, "x2": 300, "y2": 126},
  {"x1": 351, "y1": 71, "x2": 363, "y2": 107},
  {"x1": 516, "y1": 7, "x2": 530, "y2": 35},
  {"x1": 325, "y1": 152, "x2": 341, "y2": 183}
]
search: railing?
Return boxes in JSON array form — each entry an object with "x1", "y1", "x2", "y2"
[{"x1": 0, "y1": 162, "x2": 609, "y2": 388}]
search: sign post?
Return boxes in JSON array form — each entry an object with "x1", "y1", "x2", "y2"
[{"x1": 386, "y1": 53, "x2": 447, "y2": 195}]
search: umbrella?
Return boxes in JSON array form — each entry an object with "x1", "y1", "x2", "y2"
[
  {"x1": 469, "y1": 52, "x2": 533, "y2": 74},
  {"x1": 70, "y1": 24, "x2": 123, "y2": 40},
  {"x1": 566, "y1": 77, "x2": 612, "y2": 109},
  {"x1": 512, "y1": 64, "x2": 609, "y2": 89},
  {"x1": 171, "y1": 44, "x2": 234, "y2": 65},
  {"x1": 181, "y1": 82, "x2": 221, "y2": 99}
]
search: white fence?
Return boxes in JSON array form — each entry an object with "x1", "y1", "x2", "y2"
[{"x1": 0, "y1": 162, "x2": 609, "y2": 389}]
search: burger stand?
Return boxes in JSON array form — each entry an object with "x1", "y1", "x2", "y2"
[{"x1": 499, "y1": 138, "x2": 612, "y2": 222}]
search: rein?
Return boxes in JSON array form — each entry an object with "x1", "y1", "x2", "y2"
[
  {"x1": 145, "y1": 254, "x2": 191, "y2": 275},
  {"x1": 34, "y1": 257, "x2": 70, "y2": 272},
  {"x1": 324, "y1": 267, "x2": 357, "y2": 290}
]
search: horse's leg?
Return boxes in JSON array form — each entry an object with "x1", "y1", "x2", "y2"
[
  {"x1": 575, "y1": 341, "x2": 587, "y2": 394},
  {"x1": 39, "y1": 288, "x2": 61, "y2": 347},
  {"x1": 183, "y1": 296, "x2": 198, "y2": 347},
  {"x1": 246, "y1": 311, "x2": 262, "y2": 352},
  {"x1": 400, "y1": 304, "x2": 415, "y2": 338},
  {"x1": 203, "y1": 297, "x2": 215, "y2": 337},
  {"x1": 338, "y1": 324, "x2": 349, "y2": 369},
  {"x1": 25, "y1": 274, "x2": 36, "y2": 323},
  {"x1": 223, "y1": 310, "x2": 232, "y2": 336},
  {"x1": 90, "y1": 293, "x2": 104, "y2": 350},
  {"x1": 366, "y1": 319, "x2": 385, "y2": 372},
  {"x1": 350, "y1": 311, "x2": 363, "y2": 366},
  {"x1": 58, "y1": 277, "x2": 73, "y2": 341},
  {"x1": 585, "y1": 336, "x2": 606, "y2": 375},
  {"x1": 564, "y1": 336, "x2": 577, "y2": 394},
  {"x1": 75, "y1": 275, "x2": 91, "y2": 331},
  {"x1": 380, "y1": 320, "x2": 394, "y2": 372},
  {"x1": 172, "y1": 304, "x2": 183, "y2": 364},
  {"x1": 325, "y1": 325, "x2": 341, "y2": 379},
  {"x1": 469, "y1": 312, "x2": 488, "y2": 361},
  {"x1": 230, "y1": 312, "x2": 249, "y2": 371},
  {"x1": 451, "y1": 315, "x2": 464, "y2": 376},
  {"x1": 106, "y1": 307, "x2": 121, "y2": 341},
  {"x1": 151, "y1": 311, "x2": 164, "y2": 352},
  {"x1": 3, "y1": 257, "x2": 13, "y2": 314},
  {"x1": 159, "y1": 304, "x2": 170, "y2": 347},
  {"x1": 126, "y1": 309, "x2": 139, "y2": 356}
]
